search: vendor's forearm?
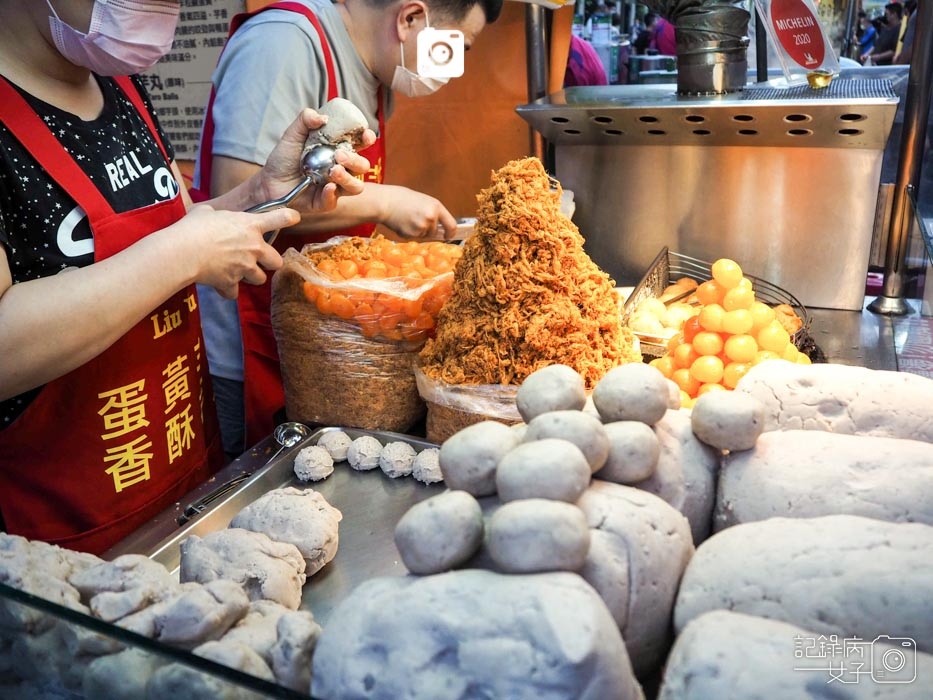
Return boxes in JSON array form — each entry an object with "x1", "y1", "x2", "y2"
[
  {"x1": 281, "y1": 182, "x2": 391, "y2": 234},
  {"x1": 206, "y1": 155, "x2": 391, "y2": 234},
  {"x1": 0, "y1": 231, "x2": 198, "y2": 400}
]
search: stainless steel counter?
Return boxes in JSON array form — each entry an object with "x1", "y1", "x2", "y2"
[
  {"x1": 106, "y1": 428, "x2": 449, "y2": 627},
  {"x1": 105, "y1": 290, "x2": 930, "y2": 633}
]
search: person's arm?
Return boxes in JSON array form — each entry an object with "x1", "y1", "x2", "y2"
[
  {"x1": 193, "y1": 109, "x2": 373, "y2": 216},
  {"x1": 207, "y1": 16, "x2": 456, "y2": 239},
  {"x1": 212, "y1": 154, "x2": 458, "y2": 239},
  {"x1": 894, "y1": 16, "x2": 915, "y2": 64},
  {"x1": 0, "y1": 204, "x2": 296, "y2": 400}
]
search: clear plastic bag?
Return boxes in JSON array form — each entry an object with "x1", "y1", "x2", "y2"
[
  {"x1": 414, "y1": 365, "x2": 522, "y2": 443},
  {"x1": 271, "y1": 240, "x2": 455, "y2": 432},
  {"x1": 283, "y1": 236, "x2": 458, "y2": 345}
]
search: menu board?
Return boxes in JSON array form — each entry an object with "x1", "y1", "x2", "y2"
[{"x1": 139, "y1": 0, "x2": 246, "y2": 161}]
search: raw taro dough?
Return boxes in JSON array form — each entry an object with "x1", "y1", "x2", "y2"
[
  {"x1": 82, "y1": 648, "x2": 165, "y2": 700},
  {"x1": 379, "y1": 441, "x2": 417, "y2": 478},
  {"x1": 578, "y1": 480, "x2": 694, "y2": 676},
  {"x1": 487, "y1": 499, "x2": 591, "y2": 573},
  {"x1": 632, "y1": 410, "x2": 721, "y2": 545},
  {"x1": 439, "y1": 421, "x2": 518, "y2": 497},
  {"x1": 220, "y1": 599, "x2": 290, "y2": 662},
  {"x1": 734, "y1": 362, "x2": 933, "y2": 442},
  {"x1": 592, "y1": 363, "x2": 670, "y2": 426},
  {"x1": 523, "y1": 410, "x2": 610, "y2": 473},
  {"x1": 317, "y1": 430, "x2": 352, "y2": 461},
  {"x1": 411, "y1": 447, "x2": 443, "y2": 484},
  {"x1": 69, "y1": 554, "x2": 175, "y2": 599},
  {"x1": 230, "y1": 486, "x2": 342, "y2": 575},
  {"x1": 180, "y1": 529, "x2": 307, "y2": 610},
  {"x1": 311, "y1": 570, "x2": 643, "y2": 700},
  {"x1": 674, "y1": 515, "x2": 933, "y2": 654},
  {"x1": 270, "y1": 609, "x2": 323, "y2": 692},
  {"x1": 659, "y1": 610, "x2": 933, "y2": 700},
  {"x1": 346, "y1": 436, "x2": 383, "y2": 471},
  {"x1": 117, "y1": 579, "x2": 249, "y2": 649},
  {"x1": 689, "y1": 391, "x2": 764, "y2": 452},
  {"x1": 308, "y1": 97, "x2": 369, "y2": 151},
  {"x1": 716, "y1": 430, "x2": 933, "y2": 531},
  {"x1": 515, "y1": 364, "x2": 587, "y2": 421},
  {"x1": 596, "y1": 421, "x2": 661, "y2": 484},
  {"x1": 146, "y1": 639, "x2": 273, "y2": 700},
  {"x1": 495, "y1": 438, "x2": 592, "y2": 503},
  {"x1": 293, "y1": 445, "x2": 334, "y2": 482},
  {"x1": 0, "y1": 536, "x2": 90, "y2": 633},
  {"x1": 394, "y1": 490, "x2": 484, "y2": 574}
]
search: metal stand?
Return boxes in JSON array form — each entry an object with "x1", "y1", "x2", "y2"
[
  {"x1": 868, "y1": 2, "x2": 932, "y2": 316},
  {"x1": 525, "y1": 3, "x2": 548, "y2": 163},
  {"x1": 754, "y1": 9, "x2": 767, "y2": 83}
]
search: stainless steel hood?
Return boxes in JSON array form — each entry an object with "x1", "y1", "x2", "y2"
[{"x1": 516, "y1": 78, "x2": 899, "y2": 310}]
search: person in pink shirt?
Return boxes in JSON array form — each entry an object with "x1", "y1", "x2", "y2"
[
  {"x1": 652, "y1": 15, "x2": 677, "y2": 55},
  {"x1": 564, "y1": 34, "x2": 609, "y2": 87}
]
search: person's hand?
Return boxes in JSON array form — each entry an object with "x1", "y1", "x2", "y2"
[
  {"x1": 380, "y1": 186, "x2": 459, "y2": 240},
  {"x1": 170, "y1": 204, "x2": 299, "y2": 299},
  {"x1": 259, "y1": 108, "x2": 376, "y2": 212}
]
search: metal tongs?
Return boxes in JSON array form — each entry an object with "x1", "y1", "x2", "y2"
[{"x1": 246, "y1": 143, "x2": 338, "y2": 244}]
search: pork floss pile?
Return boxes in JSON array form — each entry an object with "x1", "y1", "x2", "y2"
[{"x1": 419, "y1": 157, "x2": 641, "y2": 389}]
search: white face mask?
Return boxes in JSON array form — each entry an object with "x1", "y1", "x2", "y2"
[
  {"x1": 390, "y1": 12, "x2": 451, "y2": 98},
  {"x1": 47, "y1": 0, "x2": 180, "y2": 76}
]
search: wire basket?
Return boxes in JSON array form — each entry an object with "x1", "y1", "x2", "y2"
[{"x1": 622, "y1": 247, "x2": 812, "y2": 358}]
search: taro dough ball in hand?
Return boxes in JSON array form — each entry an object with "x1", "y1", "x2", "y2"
[
  {"x1": 691, "y1": 391, "x2": 765, "y2": 452},
  {"x1": 523, "y1": 410, "x2": 610, "y2": 473},
  {"x1": 593, "y1": 363, "x2": 670, "y2": 425},
  {"x1": 516, "y1": 364, "x2": 587, "y2": 422},
  {"x1": 308, "y1": 97, "x2": 369, "y2": 151},
  {"x1": 394, "y1": 491, "x2": 484, "y2": 575},
  {"x1": 439, "y1": 421, "x2": 519, "y2": 497}
]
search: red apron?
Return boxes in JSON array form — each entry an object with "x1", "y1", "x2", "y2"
[
  {"x1": 0, "y1": 77, "x2": 223, "y2": 554},
  {"x1": 195, "y1": 2, "x2": 386, "y2": 446}
]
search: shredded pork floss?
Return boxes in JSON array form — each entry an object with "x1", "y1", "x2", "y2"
[{"x1": 418, "y1": 157, "x2": 641, "y2": 388}]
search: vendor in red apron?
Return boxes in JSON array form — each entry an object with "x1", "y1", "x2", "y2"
[
  {"x1": 195, "y1": 0, "x2": 502, "y2": 458},
  {"x1": 0, "y1": 0, "x2": 372, "y2": 554}
]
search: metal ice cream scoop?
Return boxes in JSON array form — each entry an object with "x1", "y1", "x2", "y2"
[{"x1": 246, "y1": 143, "x2": 339, "y2": 244}]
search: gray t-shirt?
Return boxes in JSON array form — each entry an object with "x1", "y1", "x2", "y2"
[{"x1": 194, "y1": 0, "x2": 389, "y2": 381}]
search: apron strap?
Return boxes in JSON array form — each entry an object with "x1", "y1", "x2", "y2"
[
  {"x1": 0, "y1": 77, "x2": 114, "y2": 222},
  {"x1": 194, "y1": 2, "x2": 340, "y2": 198}
]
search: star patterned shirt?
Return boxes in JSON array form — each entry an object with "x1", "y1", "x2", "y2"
[{"x1": 0, "y1": 74, "x2": 176, "y2": 429}]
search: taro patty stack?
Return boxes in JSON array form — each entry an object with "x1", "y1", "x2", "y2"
[{"x1": 419, "y1": 157, "x2": 641, "y2": 390}]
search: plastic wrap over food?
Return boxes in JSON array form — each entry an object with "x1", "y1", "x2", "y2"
[
  {"x1": 414, "y1": 365, "x2": 522, "y2": 443},
  {"x1": 283, "y1": 235, "x2": 460, "y2": 345},
  {"x1": 270, "y1": 240, "x2": 458, "y2": 432}
]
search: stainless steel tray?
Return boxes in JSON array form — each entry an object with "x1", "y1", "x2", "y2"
[{"x1": 109, "y1": 426, "x2": 445, "y2": 627}]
